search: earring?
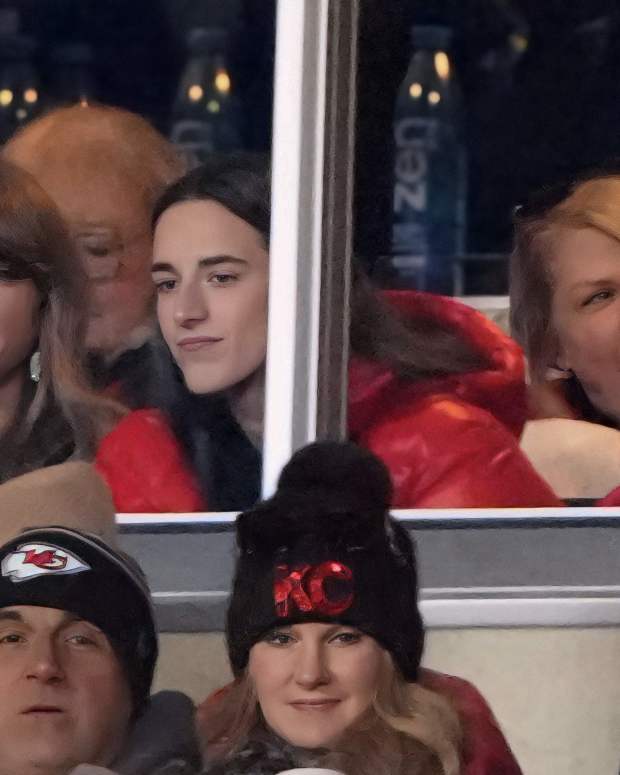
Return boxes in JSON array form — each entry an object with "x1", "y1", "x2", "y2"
[
  {"x1": 545, "y1": 364, "x2": 574, "y2": 380},
  {"x1": 30, "y1": 351, "x2": 41, "y2": 383}
]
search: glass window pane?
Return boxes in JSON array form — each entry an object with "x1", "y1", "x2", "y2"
[
  {"x1": 0, "y1": 0, "x2": 283, "y2": 513},
  {"x1": 351, "y1": 0, "x2": 620, "y2": 506}
]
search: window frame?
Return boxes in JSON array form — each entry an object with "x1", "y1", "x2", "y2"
[{"x1": 116, "y1": 0, "x2": 620, "y2": 631}]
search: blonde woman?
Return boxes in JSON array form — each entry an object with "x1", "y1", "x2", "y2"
[
  {"x1": 199, "y1": 442, "x2": 469, "y2": 775},
  {"x1": 512, "y1": 167, "x2": 620, "y2": 498}
]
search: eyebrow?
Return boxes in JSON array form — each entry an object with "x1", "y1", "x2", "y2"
[
  {"x1": 151, "y1": 255, "x2": 248, "y2": 274},
  {"x1": 569, "y1": 278, "x2": 615, "y2": 291},
  {"x1": 0, "y1": 610, "x2": 24, "y2": 623},
  {"x1": 0, "y1": 609, "x2": 91, "y2": 628}
]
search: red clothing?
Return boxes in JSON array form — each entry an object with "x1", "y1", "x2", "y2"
[
  {"x1": 96, "y1": 409, "x2": 203, "y2": 513},
  {"x1": 597, "y1": 485, "x2": 620, "y2": 506},
  {"x1": 348, "y1": 291, "x2": 559, "y2": 508},
  {"x1": 420, "y1": 669, "x2": 523, "y2": 775},
  {"x1": 96, "y1": 291, "x2": 559, "y2": 512}
]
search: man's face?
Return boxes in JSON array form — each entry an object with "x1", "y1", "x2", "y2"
[
  {"x1": 37, "y1": 174, "x2": 154, "y2": 357},
  {"x1": 0, "y1": 605, "x2": 132, "y2": 775}
]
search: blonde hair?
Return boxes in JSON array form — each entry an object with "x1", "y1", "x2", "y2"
[
  {"x1": 198, "y1": 654, "x2": 462, "y2": 775},
  {"x1": 511, "y1": 174, "x2": 620, "y2": 384}
]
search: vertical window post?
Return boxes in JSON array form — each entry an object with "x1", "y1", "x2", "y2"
[{"x1": 263, "y1": 0, "x2": 359, "y2": 495}]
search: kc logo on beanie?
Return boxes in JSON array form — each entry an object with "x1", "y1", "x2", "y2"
[
  {"x1": 2, "y1": 542, "x2": 90, "y2": 582},
  {"x1": 226, "y1": 441, "x2": 425, "y2": 681},
  {"x1": 274, "y1": 562, "x2": 354, "y2": 618}
]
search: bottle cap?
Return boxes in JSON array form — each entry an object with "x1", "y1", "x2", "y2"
[
  {"x1": 410, "y1": 25, "x2": 453, "y2": 50},
  {"x1": 187, "y1": 26, "x2": 228, "y2": 54}
]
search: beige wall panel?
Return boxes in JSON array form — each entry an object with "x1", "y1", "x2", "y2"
[{"x1": 424, "y1": 628, "x2": 620, "y2": 775}]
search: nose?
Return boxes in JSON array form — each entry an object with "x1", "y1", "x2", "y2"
[
  {"x1": 24, "y1": 637, "x2": 65, "y2": 684},
  {"x1": 173, "y1": 279, "x2": 209, "y2": 328},
  {"x1": 293, "y1": 641, "x2": 330, "y2": 689},
  {"x1": 81, "y1": 254, "x2": 120, "y2": 281}
]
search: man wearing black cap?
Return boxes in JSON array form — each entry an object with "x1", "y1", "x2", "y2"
[{"x1": 0, "y1": 522, "x2": 198, "y2": 775}]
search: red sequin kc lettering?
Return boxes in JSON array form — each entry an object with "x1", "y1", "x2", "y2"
[{"x1": 273, "y1": 561, "x2": 354, "y2": 618}]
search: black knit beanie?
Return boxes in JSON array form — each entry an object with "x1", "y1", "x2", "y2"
[
  {"x1": 0, "y1": 526, "x2": 158, "y2": 714},
  {"x1": 226, "y1": 441, "x2": 424, "y2": 681}
]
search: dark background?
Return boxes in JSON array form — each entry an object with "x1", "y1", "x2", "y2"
[
  {"x1": 3, "y1": 0, "x2": 620, "y2": 290},
  {"x1": 355, "y1": 0, "x2": 620, "y2": 290}
]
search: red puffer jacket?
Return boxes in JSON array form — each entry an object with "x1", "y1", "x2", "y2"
[{"x1": 95, "y1": 291, "x2": 560, "y2": 512}]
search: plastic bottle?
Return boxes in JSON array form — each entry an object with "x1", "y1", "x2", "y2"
[
  {"x1": 170, "y1": 27, "x2": 241, "y2": 164},
  {"x1": 49, "y1": 43, "x2": 97, "y2": 107},
  {"x1": 391, "y1": 25, "x2": 467, "y2": 294},
  {"x1": 0, "y1": 9, "x2": 40, "y2": 142}
]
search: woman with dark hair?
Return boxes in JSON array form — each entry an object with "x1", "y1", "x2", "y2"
[
  {"x1": 96, "y1": 153, "x2": 559, "y2": 511},
  {"x1": 0, "y1": 159, "x2": 123, "y2": 483}
]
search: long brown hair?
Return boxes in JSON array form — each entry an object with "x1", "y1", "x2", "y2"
[
  {"x1": 153, "y1": 154, "x2": 489, "y2": 381},
  {"x1": 0, "y1": 159, "x2": 123, "y2": 481},
  {"x1": 198, "y1": 654, "x2": 462, "y2": 775}
]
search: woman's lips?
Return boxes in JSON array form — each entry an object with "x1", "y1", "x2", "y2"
[
  {"x1": 177, "y1": 337, "x2": 223, "y2": 352},
  {"x1": 289, "y1": 699, "x2": 341, "y2": 711},
  {"x1": 22, "y1": 705, "x2": 64, "y2": 714}
]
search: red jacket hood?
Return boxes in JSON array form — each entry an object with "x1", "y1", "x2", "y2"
[{"x1": 348, "y1": 291, "x2": 527, "y2": 439}]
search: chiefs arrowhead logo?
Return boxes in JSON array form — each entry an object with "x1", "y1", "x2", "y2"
[
  {"x1": 23, "y1": 548, "x2": 67, "y2": 570},
  {"x1": 1, "y1": 543, "x2": 90, "y2": 583}
]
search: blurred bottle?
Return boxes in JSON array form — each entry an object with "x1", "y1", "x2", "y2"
[
  {"x1": 0, "y1": 8, "x2": 40, "y2": 142},
  {"x1": 171, "y1": 27, "x2": 241, "y2": 163},
  {"x1": 391, "y1": 25, "x2": 466, "y2": 294},
  {"x1": 49, "y1": 43, "x2": 97, "y2": 106}
]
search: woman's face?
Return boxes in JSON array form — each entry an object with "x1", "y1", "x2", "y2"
[
  {"x1": 248, "y1": 623, "x2": 385, "y2": 750},
  {"x1": 152, "y1": 200, "x2": 269, "y2": 395},
  {"x1": 549, "y1": 226, "x2": 620, "y2": 423},
  {"x1": 0, "y1": 277, "x2": 40, "y2": 387}
]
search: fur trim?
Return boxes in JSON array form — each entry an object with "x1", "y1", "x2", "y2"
[{"x1": 202, "y1": 732, "x2": 321, "y2": 775}]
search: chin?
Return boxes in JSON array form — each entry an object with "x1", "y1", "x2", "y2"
[
  {"x1": 280, "y1": 726, "x2": 343, "y2": 751},
  {"x1": 184, "y1": 376, "x2": 229, "y2": 395},
  {"x1": 86, "y1": 315, "x2": 151, "y2": 358},
  {"x1": 182, "y1": 365, "x2": 242, "y2": 395},
  {"x1": 85, "y1": 320, "x2": 129, "y2": 356},
  {"x1": 17, "y1": 744, "x2": 76, "y2": 772}
]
